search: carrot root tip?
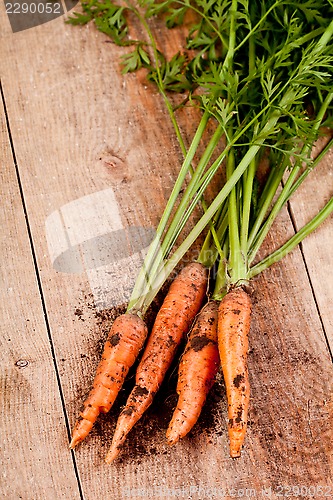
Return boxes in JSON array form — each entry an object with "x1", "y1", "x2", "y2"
[
  {"x1": 230, "y1": 448, "x2": 242, "y2": 458},
  {"x1": 166, "y1": 436, "x2": 179, "y2": 446},
  {"x1": 69, "y1": 437, "x2": 80, "y2": 449},
  {"x1": 105, "y1": 448, "x2": 120, "y2": 464}
]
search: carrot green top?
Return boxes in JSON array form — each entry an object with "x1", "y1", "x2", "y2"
[{"x1": 67, "y1": 0, "x2": 333, "y2": 311}]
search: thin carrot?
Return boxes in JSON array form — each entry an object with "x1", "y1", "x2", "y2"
[
  {"x1": 217, "y1": 286, "x2": 252, "y2": 458},
  {"x1": 166, "y1": 300, "x2": 220, "y2": 445},
  {"x1": 69, "y1": 313, "x2": 148, "y2": 449},
  {"x1": 105, "y1": 262, "x2": 208, "y2": 463}
]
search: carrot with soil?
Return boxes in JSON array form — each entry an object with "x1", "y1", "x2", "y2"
[
  {"x1": 166, "y1": 300, "x2": 220, "y2": 446},
  {"x1": 69, "y1": 313, "x2": 147, "y2": 448},
  {"x1": 105, "y1": 262, "x2": 208, "y2": 463},
  {"x1": 217, "y1": 287, "x2": 252, "y2": 458}
]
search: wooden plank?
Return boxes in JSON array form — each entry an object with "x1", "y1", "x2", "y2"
[
  {"x1": 288, "y1": 139, "x2": 333, "y2": 349},
  {"x1": 0, "y1": 93, "x2": 80, "y2": 496},
  {"x1": 1, "y1": 4, "x2": 333, "y2": 498}
]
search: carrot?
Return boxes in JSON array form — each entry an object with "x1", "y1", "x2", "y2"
[
  {"x1": 69, "y1": 313, "x2": 148, "y2": 449},
  {"x1": 217, "y1": 287, "x2": 252, "y2": 458},
  {"x1": 166, "y1": 300, "x2": 220, "y2": 446},
  {"x1": 105, "y1": 262, "x2": 208, "y2": 463}
]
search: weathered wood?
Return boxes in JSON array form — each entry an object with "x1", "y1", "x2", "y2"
[
  {"x1": 1, "y1": 3, "x2": 332, "y2": 498},
  {"x1": 288, "y1": 139, "x2": 333, "y2": 349},
  {"x1": 0, "y1": 88, "x2": 80, "y2": 498}
]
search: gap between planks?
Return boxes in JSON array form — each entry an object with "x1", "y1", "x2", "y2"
[
  {"x1": 286, "y1": 199, "x2": 333, "y2": 363},
  {"x1": 0, "y1": 79, "x2": 85, "y2": 500}
]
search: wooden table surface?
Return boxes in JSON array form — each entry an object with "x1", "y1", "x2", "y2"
[{"x1": 1, "y1": 3, "x2": 333, "y2": 499}]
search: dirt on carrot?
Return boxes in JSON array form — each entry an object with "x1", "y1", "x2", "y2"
[
  {"x1": 70, "y1": 312, "x2": 148, "y2": 449},
  {"x1": 166, "y1": 300, "x2": 220, "y2": 445},
  {"x1": 217, "y1": 287, "x2": 252, "y2": 458},
  {"x1": 105, "y1": 262, "x2": 208, "y2": 463}
]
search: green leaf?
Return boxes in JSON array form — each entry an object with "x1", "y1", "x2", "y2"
[
  {"x1": 66, "y1": 10, "x2": 93, "y2": 25},
  {"x1": 121, "y1": 44, "x2": 152, "y2": 73}
]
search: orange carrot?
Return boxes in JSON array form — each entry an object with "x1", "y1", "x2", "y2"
[
  {"x1": 166, "y1": 300, "x2": 220, "y2": 445},
  {"x1": 217, "y1": 287, "x2": 252, "y2": 458},
  {"x1": 105, "y1": 262, "x2": 208, "y2": 463},
  {"x1": 69, "y1": 313, "x2": 148, "y2": 449}
]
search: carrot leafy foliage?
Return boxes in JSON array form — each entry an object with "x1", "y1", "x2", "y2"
[{"x1": 67, "y1": 0, "x2": 333, "y2": 309}]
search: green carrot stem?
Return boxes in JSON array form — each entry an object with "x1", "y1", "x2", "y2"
[
  {"x1": 234, "y1": 0, "x2": 282, "y2": 54},
  {"x1": 129, "y1": 10, "x2": 333, "y2": 314},
  {"x1": 227, "y1": 144, "x2": 244, "y2": 283},
  {"x1": 212, "y1": 257, "x2": 229, "y2": 301},
  {"x1": 240, "y1": 155, "x2": 257, "y2": 257},
  {"x1": 197, "y1": 201, "x2": 228, "y2": 267},
  {"x1": 161, "y1": 124, "x2": 224, "y2": 258},
  {"x1": 223, "y1": 0, "x2": 245, "y2": 284},
  {"x1": 138, "y1": 85, "x2": 300, "y2": 313},
  {"x1": 285, "y1": 134, "x2": 333, "y2": 202},
  {"x1": 248, "y1": 196, "x2": 333, "y2": 278},
  {"x1": 127, "y1": 109, "x2": 210, "y2": 313},
  {"x1": 212, "y1": 206, "x2": 230, "y2": 253},
  {"x1": 311, "y1": 19, "x2": 333, "y2": 55},
  {"x1": 157, "y1": 76, "x2": 224, "y2": 264},
  {"x1": 213, "y1": 265, "x2": 229, "y2": 300},
  {"x1": 247, "y1": 164, "x2": 301, "y2": 264},
  {"x1": 248, "y1": 92, "x2": 333, "y2": 264},
  {"x1": 247, "y1": 157, "x2": 287, "y2": 250},
  {"x1": 222, "y1": 0, "x2": 238, "y2": 72},
  {"x1": 240, "y1": 30, "x2": 257, "y2": 257},
  {"x1": 139, "y1": 138, "x2": 276, "y2": 312},
  {"x1": 212, "y1": 229, "x2": 231, "y2": 300}
]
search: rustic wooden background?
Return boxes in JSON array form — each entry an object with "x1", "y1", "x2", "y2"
[{"x1": 1, "y1": 2, "x2": 332, "y2": 499}]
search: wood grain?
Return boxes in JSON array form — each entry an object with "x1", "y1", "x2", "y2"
[
  {"x1": 0, "y1": 86, "x2": 80, "y2": 498},
  {"x1": 0, "y1": 3, "x2": 332, "y2": 498},
  {"x1": 288, "y1": 139, "x2": 333, "y2": 349}
]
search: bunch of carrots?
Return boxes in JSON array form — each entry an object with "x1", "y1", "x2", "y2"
[
  {"x1": 70, "y1": 263, "x2": 251, "y2": 460},
  {"x1": 67, "y1": 0, "x2": 333, "y2": 461}
]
